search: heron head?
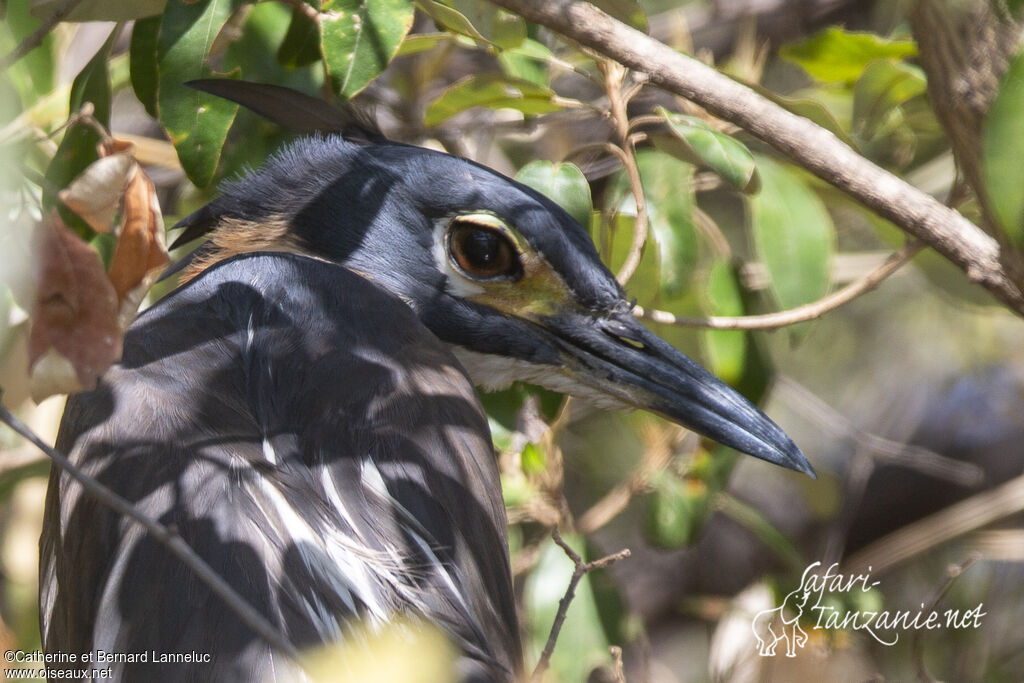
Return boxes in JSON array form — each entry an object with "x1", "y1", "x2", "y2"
[{"x1": 171, "y1": 83, "x2": 813, "y2": 477}]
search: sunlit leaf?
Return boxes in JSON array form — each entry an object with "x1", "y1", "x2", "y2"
[
  {"x1": 701, "y1": 260, "x2": 746, "y2": 384},
  {"x1": 498, "y1": 38, "x2": 552, "y2": 87},
  {"x1": 157, "y1": 0, "x2": 239, "y2": 187},
  {"x1": 448, "y1": 1, "x2": 525, "y2": 48},
  {"x1": 515, "y1": 160, "x2": 592, "y2": 228},
  {"x1": 321, "y1": 0, "x2": 415, "y2": 98},
  {"x1": 983, "y1": 50, "x2": 1024, "y2": 246},
  {"x1": 781, "y1": 27, "x2": 917, "y2": 84},
  {"x1": 853, "y1": 60, "x2": 926, "y2": 137},
  {"x1": 416, "y1": 0, "x2": 487, "y2": 43},
  {"x1": 520, "y1": 442, "x2": 546, "y2": 476},
  {"x1": 657, "y1": 107, "x2": 758, "y2": 192},
  {"x1": 749, "y1": 157, "x2": 834, "y2": 310},
  {"x1": 130, "y1": 16, "x2": 161, "y2": 118},
  {"x1": 397, "y1": 32, "x2": 450, "y2": 56},
  {"x1": 424, "y1": 74, "x2": 562, "y2": 127}
]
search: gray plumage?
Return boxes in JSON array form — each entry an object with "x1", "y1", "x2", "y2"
[{"x1": 41, "y1": 253, "x2": 520, "y2": 681}]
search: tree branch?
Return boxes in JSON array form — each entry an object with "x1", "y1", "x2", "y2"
[
  {"x1": 0, "y1": 397, "x2": 298, "y2": 659},
  {"x1": 486, "y1": 0, "x2": 1024, "y2": 314},
  {"x1": 531, "y1": 528, "x2": 631, "y2": 681},
  {"x1": 634, "y1": 240, "x2": 924, "y2": 330}
]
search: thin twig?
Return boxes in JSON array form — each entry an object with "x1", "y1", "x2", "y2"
[
  {"x1": 0, "y1": 397, "x2": 298, "y2": 659},
  {"x1": 911, "y1": 554, "x2": 981, "y2": 683},
  {"x1": 599, "y1": 61, "x2": 648, "y2": 286},
  {"x1": 633, "y1": 240, "x2": 924, "y2": 330},
  {"x1": 0, "y1": 0, "x2": 86, "y2": 73},
  {"x1": 484, "y1": 0, "x2": 1024, "y2": 314},
  {"x1": 531, "y1": 528, "x2": 631, "y2": 681}
]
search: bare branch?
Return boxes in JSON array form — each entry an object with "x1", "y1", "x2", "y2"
[
  {"x1": 633, "y1": 240, "x2": 924, "y2": 331},
  {"x1": 0, "y1": 396, "x2": 298, "y2": 659},
  {"x1": 485, "y1": 0, "x2": 1024, "y2": 314},
  {"x1": 0, "y1": 0, "x2": 86, "y2": 73},
  {"x1": 531, "y1": 528, "x2": 631, "y2": 681}
]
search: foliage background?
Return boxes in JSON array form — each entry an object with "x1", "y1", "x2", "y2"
[{"x1": 2, "y1": 0, "x2": 1024, "y2": 680}]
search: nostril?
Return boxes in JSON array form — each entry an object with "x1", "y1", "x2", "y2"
[{"x1": 599, "y1": 319, "x2": 646, "y2": 350}]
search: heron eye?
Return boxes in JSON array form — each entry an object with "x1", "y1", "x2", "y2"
[{"x1": 447, "y1": 219, "x2": 522, "y2": 281}]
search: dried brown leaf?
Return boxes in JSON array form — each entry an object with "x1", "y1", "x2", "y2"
[
  {"x1": 107, "y1": 164, "x2": 168, "y2": 330},
  {"x1": 57, "y1": 153, "x2": 134, "y2": 234},
  {"x1": 28, "y1": 215, "x2": 122, "y2": 402}
]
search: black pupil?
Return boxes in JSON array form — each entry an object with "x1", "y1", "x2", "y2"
[{"x1": 462, "y1": 230, "x2": 500, "y2": 267}]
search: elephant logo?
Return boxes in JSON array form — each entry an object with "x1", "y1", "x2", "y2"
[{"x1": 751, "y1": 585, "x2": 815, "y2": 657}]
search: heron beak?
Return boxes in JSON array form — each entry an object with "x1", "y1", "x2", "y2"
[{"x1": 543, "y1": 310, "x2": 814, "y2": 477}]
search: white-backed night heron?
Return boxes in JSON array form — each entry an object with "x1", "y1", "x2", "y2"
[{"x1": 40, "y1": 81, "x2": 812, "y2": 682}]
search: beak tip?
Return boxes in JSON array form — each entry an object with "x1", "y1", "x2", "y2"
[{"x1": 774, "y1": 442, "x2": 815, "y2": 479}]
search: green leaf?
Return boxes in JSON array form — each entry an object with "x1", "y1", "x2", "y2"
[
  {"x1": 277, "y1": 0, "x2": 323, "y2": 68},
  {"x1": 3, "y1": 0, "x2": 56, "y2": 103},
  {"x1": 657, "y1": 107, "x2": 758, "y2": 192},
  {"x1": 749, "y1": 157, "x2": 834, "y2": 310},
  {"x1": 753, "y1": 84, "x2": 857, "y2": 149},
  {"x1": 591, "y1": 0, "x2": 648, "y2": 31},
  {"x1": 320, "y1": 0, "x2": 415, "y2": 98},
  {"x1": 701, "y1": 260, "x2": 746, "y2": 384},
  {"x1": 498, "y1": 38, "x2": 552, "y2": 87},
  {"x1": 983, "y1": 50, "x2": 1024, "y2": 245},
  {"x1": 600, "y1": 213, "x2": 660, "y2": 304},
  {"x1": 44, "y1": 26, "x2": 118, "y2": 227},
  {"x1": 424, "y1": 74, "x2": 562, "y2": 127},
  {"x1": 515, "y1": 160, "x2": 592, "y2": 228},
  {"x1": 780, "y1": 27, "x2": 917, "y2": 84},
  {"x1": 30, "y1": 0, "x2": 166, "y2": 21},
  {"x1": 225, "y1": 2, "x2": 323, "y2": 88},
  {"x1": 157, "y1": 0, "x2": 239, "y2": 187},
  {"x1": 853, "y1": 60, "x2": 926, "y2": 137},
  {"x1": 447, "y1": 1, "x2": 525, "y2": 48},
  {"x1": 646, "y1": 471, "x2": 708, "y2": 549},
  {"x1": 632, "y1": 150, "x2": 698, "y2": 296},
  {"x1": 416, "y1": 0, "x2": 487, "y2": 43},
  {"x1": 397, "y1": 32, "x2": 450, "y2": 57},
  {"x1": 525, "y1": 535, "x2": 611, "y2": 681},
  {"x1": 130, "y1": 16, "x2": 161, "y2": 118},
  {"x1": 520, "y1": 442, "x2": 546, "y2": 476}
]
